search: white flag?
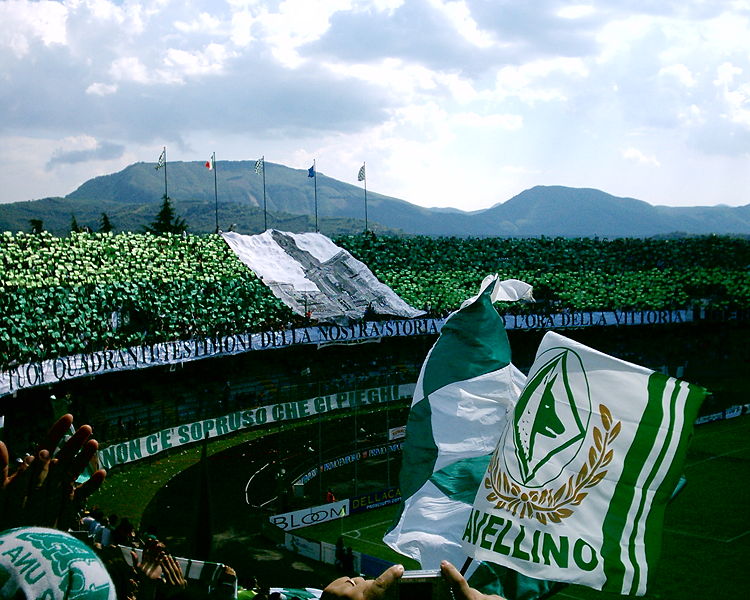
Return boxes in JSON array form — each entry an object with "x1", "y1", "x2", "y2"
[{"x1": 462, "y1": 331, "x2": 706, "y2": 595}]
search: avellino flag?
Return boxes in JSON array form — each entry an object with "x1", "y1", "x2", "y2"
[
  {"x1": 462, "y1": 331, "x2": 706, "y2": 595},
  {"x1": 384, "y1": 276, "x2": 562, "y2": 599}
]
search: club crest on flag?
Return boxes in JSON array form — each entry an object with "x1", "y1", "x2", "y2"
[
  {"x1": 482, "y1": 346, "x2": 616, "y2": 525},
  {"x1": 512, "y1": 347, "x2": 590, "y2": 487}
]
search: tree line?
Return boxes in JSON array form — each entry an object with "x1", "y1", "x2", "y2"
[{"x1": 30, "y1": 194, "x2": 188, "y2": 236}]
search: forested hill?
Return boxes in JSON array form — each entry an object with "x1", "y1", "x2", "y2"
[{"x1": 1, "y1": 160, "x2": 749, "y2": 236}]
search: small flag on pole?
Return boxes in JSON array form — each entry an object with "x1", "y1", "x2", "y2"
[
  {"x1": 205, "y1": 155, "x2": 214, "y2": 170},
  {"x1": 308, "y1": 163, "x2": 316, "y2": 178},
  {"x1": 358, "y1": 164, "x2": 366, "y2": 182},
  {"x1": 155, "y1": 148, "x2": 166, "y2": 170},
  {"x1": 255, "y1": 157, "x2": 264, "y2": 175}
]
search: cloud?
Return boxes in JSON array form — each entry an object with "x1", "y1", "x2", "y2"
[
  {"x1": 658, "y1": 63, "x2": 696, "y2": 87},
  {"x1": 47, "y1": 140, "x2": 125, "y2": 169},
  {"x1": 0, "y1": 0, "x2": 67, "y2": 58},
  {"x1": 1, "y1": 0, "x2": 750, "y2": 209},
  {"x1": 303, "y1": 0, "x2": 501, "y2": 76},
  {"x1": 621, "y1": 147, "x2": 660, "y2": 167},
  {"x1": 86, "y1": 82, "x2": 118, "y2": 96}
]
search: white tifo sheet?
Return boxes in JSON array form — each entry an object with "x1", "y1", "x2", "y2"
[{"x1": 222, "y1": 230, "x2": 425, "y2": 324}]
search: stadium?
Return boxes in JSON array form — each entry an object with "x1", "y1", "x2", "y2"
[{"x1": 1, "y1": 231, "x2": 748, "y2": 599}]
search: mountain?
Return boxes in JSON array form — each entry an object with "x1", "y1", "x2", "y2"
[{"x1": 1, "y1": 161, "x2": 749, "y2": 237}]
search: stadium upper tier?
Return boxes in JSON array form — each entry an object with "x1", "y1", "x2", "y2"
[{"x1": 1, "y1": 231, "x2": 748, "y2": 368}]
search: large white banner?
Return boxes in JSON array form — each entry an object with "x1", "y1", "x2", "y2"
[{"x1": 222, "y1": 230, "x2": 425, "y2": 323}]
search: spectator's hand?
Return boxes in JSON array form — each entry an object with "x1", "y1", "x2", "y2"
[
  {"x1": 136, "y1": 548, "x2": 163, "y2": 581},
  {"x1": 322, "y1": 564, "x2": 403, "y2": 599},
  {"x1": 440, "y1": 561, "x2": 507, "y2": 600},
  {"x1": 160, "y1": 553, "x2": 187, "y2": 590},
  {"x1": 127, "y1": 548, "x2": 161, "y2": 600},
  {"x1": 0, "y1": 414, "x2": 106, "y2": 530}
]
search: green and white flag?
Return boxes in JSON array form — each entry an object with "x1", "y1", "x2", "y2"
[
  {"x1": 384, "y1": 276, "x2": 560, "y2": 598},
  {"x1": 462, "y1": 331, "x2": 706, "y2": 596}
]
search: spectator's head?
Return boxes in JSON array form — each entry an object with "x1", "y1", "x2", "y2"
[
  {"x1": 111, "y1": 518, "x2": 135, "y2": 546},
  {"x1": 0, "y1": 526, "x2": 116, "y2": 599},
  {"x1": 90, "y1": 508, "x2": 104, "y2": 522}
]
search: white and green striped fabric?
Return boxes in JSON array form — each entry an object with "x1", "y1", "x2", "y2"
[
  {"x1": 270, "y1": 587, "x2": 322, "y2": 599},
  {"x1": 383, "y1": 276, "x2": 560, "y2": 599},
  {"x1": 462, "y1": 331, "x2": 706, "y2": 596}
]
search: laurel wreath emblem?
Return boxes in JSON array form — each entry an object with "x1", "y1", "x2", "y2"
[{"x1": 484, "y1": 403, "x2": 621, "y2": 524}]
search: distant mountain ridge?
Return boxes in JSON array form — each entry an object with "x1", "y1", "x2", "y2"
[{"x1": 1, "y1": 160, "x2": 749, "y2": 237}]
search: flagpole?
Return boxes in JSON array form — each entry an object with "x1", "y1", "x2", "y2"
[
  {"x1": 213, "y1": 152, "x2": 219, "y2": 233},
  {"x1": 313, "y1": 159, "x2": 318, "y2": 232},
  {"x1": 163, "y1": 146, "x2": 168, "y2": 199},
  {"x1": 262, "y1": 155, "x2": 267, "y2": 232},
  {"x1": 363, "y1": 162, "x2": 368, "y2": 232}
]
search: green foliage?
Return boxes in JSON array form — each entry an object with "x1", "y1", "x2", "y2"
[
  {"x1": 99, "y1": 213, "x2": 113, "y2": 233},
  {"x1": 1, "y1": 232, "x2": 749, "y2": 368}
]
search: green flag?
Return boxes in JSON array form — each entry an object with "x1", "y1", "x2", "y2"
[{"x1": 383, "y1": 276, "x2": 559, "y2": 599}]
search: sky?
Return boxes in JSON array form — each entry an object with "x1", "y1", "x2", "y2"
[{"x1": 1, "y1": 0, "x2": 749, "y2": 211}]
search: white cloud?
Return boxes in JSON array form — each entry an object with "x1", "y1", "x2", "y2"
[
  {"x1": 230, "y1": 9, "x2": 257, "y2": 46},
  {"x1": 596, "y1": 15, "x2": 654, "y2": 64},
  {"x1": 0, "y1": 0, "x2": 67, "y2": 58},
  {"x1": 164, "y1": 43, "x2": 236, "y2": 77},
  {"x1": 432, "y1": 0, "x2": 494, "y2": 48},
  {"x1": 174, "y1": 13, "x2": 222, "y2": 34},
  {"x1": 713, "y1": 62, "x2": 750, "y2": 127},
  {"x1": 493, "y1": 57, "x2": 589, "y2": 103},
  {"x1": 109, "y1": 56, "x2": 152, "y2": 84},
  {"x1": 658, "y1": 63, "x2": 696, "y2": 87},
  {"x1": 622, "y1": 147, "x2": 661, "y2": 167},
  {"x1": 678, "y1": 104, "x2": 704, "y2": 126},
  {"x1": 253, "y1": 0, "x2": 350, "y2": 67},
  {"x1": 714, "y1": 61, "x2": 742, "y2": 87},
  {"x1": 86, "y1": 82, "x2": 118, "y2": 96},
  {"x1": 557, "y1": 5, "x2": 596, "y2": 20},
  {"x1": 452, "y1": 112, "x2": 523, "y2": 130}
]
